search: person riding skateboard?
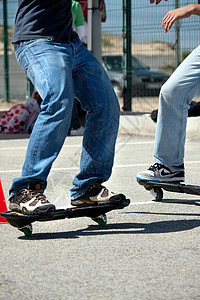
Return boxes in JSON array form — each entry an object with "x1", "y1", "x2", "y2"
[
  {"x1": 137, "y1": 0, "x2": 200, "y2": 183},
  {"x1": 7, "y1": 0, "x2": 124, "y2": 214}
]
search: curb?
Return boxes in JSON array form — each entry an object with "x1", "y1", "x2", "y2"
[
  {"x1": 119, "y1": 113, "x2": 200, "y2": 139},
  {"x1": 1, "y1": 108, "x2": 200, "y2": 139},
  {"x1": 119, "y1": 114, "x2": 156, "y2": 136}
]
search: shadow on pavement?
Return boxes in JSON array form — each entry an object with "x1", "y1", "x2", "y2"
[
  {"x1": 152, "y1": 198, "x2": 200, "y2": 206},
  {"x1": 18, "y1": 218, "x2": 200, "y2": 240}
]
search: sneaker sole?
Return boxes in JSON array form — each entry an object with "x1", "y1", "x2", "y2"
[
  {"x1": 136, "y1": 176, "x2": 185, "y2": 183},
  {"x1": 71, "y1": 193, "x2": 126, "y2": 207},
  {"x1": 9, "y1": 203, "x2": 56, "y2": 215},
  {"x1": 22, "y1": 204, "x2": 56, "y2": 215}
]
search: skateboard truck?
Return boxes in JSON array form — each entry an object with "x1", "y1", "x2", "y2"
[{"x1": 137, "y1": 178, "x2": 200, "y2": 201}]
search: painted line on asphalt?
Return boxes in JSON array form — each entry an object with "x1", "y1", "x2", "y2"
[
  {"x1": 129, "y1": 201, "x2": 155, "y2": 205},
  {"x1": 0, "y1": 137, "x2": 195, "y2": 151},
  {"x1": 1, "y1": 161, "x2": 200, "y2": 174},
  {"x1": 0, "y1": 163, "x2": 163, "y2": 173},
  {"x1": 0, "y1": 145, "x2": 82, "y2": 151},
  {"x1": 0, "y1": 141, "x2": 155, "y2": 151}
]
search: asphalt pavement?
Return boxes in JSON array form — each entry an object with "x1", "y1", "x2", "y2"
[{"x1": 0, "y1": 134, "x2": 200, "y2": 300}]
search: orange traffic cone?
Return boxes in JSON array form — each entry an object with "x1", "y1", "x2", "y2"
[{"x1": 0, "y1": 180, "x2": 8, "y2": 224}]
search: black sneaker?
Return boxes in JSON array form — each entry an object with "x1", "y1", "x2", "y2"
[
  {"x1": 71, "y1": 181, "x2": 124, "y2": 206},
  {"x1": 136, "y1": 163, "x2": 185, "y2": 182},
  {"x1": 9, "y1": 183, "x2": 56, "y2": 215}
]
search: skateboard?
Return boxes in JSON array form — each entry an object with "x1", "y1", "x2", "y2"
[
  {"x1": 0, "y1": 196, "x2": 130, "y2": 237},
  {"x1": 137, "y1": 178, "x2": 200, "y2": 201}
]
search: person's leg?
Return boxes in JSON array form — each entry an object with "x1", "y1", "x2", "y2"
[
  {"x1": 137, "y1": 46, "x2": 200, "y2": 182},
  {"x1": 9, "y1": 39, "x2": 75, "y2": 212},
  {"x1": 70, "y1": 39, "x2": 122, "y2": 203},
  {"x1": 154, "y1": 46, "x2": 200, "y2": 166}
]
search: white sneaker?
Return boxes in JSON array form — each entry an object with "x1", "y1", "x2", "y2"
[
  {"x1": 9, "y1": 183, "x2": 55, "y2": 214},
  {"x1": 71, "y1": 181, "x2": 125, "y2": 206},
  {"x1": 136, "y1": 163, "x2": 185, "y2": 182}
]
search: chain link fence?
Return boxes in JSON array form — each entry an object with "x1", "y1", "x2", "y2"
[
  {"x1": 102, "y1": 0, "x2": 200, "y2": 112},
  {"x1": 0, "y1": 0, "x2": 27, "y2": 101},
  {"x1": 1, "y1": 0, "x2": 200, "y2": 112}
]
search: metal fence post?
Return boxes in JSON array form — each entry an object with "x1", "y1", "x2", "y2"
[
  {"x1": 3, "y1": 0, "x2": 10, "y2": 102},
  {"x1": 87, "y1": 0, "x2": 92, "y2": 52},
  {"x1": 26, "y1": 78, "x2": 34, "y2": 99},
  {"x1": 175, "y1": 0, "x2": 180, "y2": 68},
  {"x1": 122, "y1": 0, "x2": 132, "y2": 111},
  {"x1": 92, "y1": 0, "x2": 102, "y2": 62},
  {"x1": 87, "y1": 0, "x2": 102, "y2": 62}
]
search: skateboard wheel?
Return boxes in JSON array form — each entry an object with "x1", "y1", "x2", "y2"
[
  {"x1": 19, "y1": 224, "x2": 33, "y2": 237},
  {"x1": 92, "y1": 214, "x2": 107, "y2": 227},
  {"x1": 150, "y1": 188, "x2": 163, "y2": 201}
]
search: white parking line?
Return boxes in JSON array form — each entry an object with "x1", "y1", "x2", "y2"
[
  {"x1": 130, "y1": 201, "x2": 155, "y2": 205},
  {"x1": 0, "y1": 141, "x2": 155, "y2": 151},
  {"x1": 0, "y1": 146, "x2": 27, "y2": 151},
  {"x1": 0, "y1": 145, "x2": 82, "y2": 151},
  {"x1": 1, "y1": 161, "x2": 200, "y2": 174}
]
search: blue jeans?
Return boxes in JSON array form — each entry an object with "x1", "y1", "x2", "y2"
[
  {"x1": 10, "y1": 38, "x2": 120, "y2": 199},
  {"x1": 154, "y1": 45, "x2": 200, "y2": 166}
]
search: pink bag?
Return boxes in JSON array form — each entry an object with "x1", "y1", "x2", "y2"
[{"x1": 0, "y1": 104, "x2": 31, "y2": 133}]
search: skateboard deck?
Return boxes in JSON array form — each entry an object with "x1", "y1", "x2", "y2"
[
  {"x1": 137, "y1": 178, "x2": 200, "y2": 201},
  {"x1": 0, "y1": 196, "x2": 130, "y2": 237}
]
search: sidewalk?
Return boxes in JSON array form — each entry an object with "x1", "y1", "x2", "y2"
[
  {"x1": 0, "y1": 99, "x2": 26, "y2": 117},
  {"x1": 119, "y1": 112, "x2": 200, "y2": 139},
  {"x1": 118, "y1": 97, "x2": 200, "y2": 138}
]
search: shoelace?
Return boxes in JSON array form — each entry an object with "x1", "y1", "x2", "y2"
[
  {"x1": 20, "y1": 189, "x2": 47, "y2": 204},
  {"x1": 30, "y1": 190, "x2": 48, "y2": 203},
  {"x1": 148, "y1": 163, "x2": 162, "y2": 172}
]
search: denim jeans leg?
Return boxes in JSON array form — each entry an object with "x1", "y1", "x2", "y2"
[
  {"x1": 70, "y1": 40, "x2": 120, "y2": 199},
  {"x1": 9, "y1": 40, "x2": 75, "y2": 196},
  {"x1": 154, "y1": 45, "x2": 200, "y2": 166}
]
